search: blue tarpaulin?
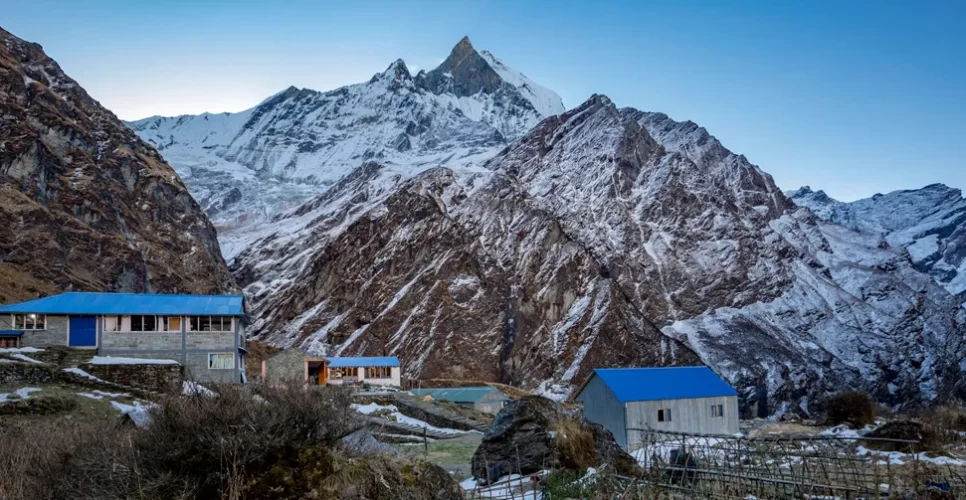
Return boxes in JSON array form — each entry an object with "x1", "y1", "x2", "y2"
[
  {"x1": 0, "y1": 330, "x2": 24, "y2": 337},
  {"x1": 0, "y1": 292, "x2": 245, "y2": 316},
  {"x1": 588, "y1": 366, "x2": 737, "y2": 402}
]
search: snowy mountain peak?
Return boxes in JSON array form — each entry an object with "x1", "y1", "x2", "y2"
[
  {"x1": 414, "y1": 37, "x2": 566, "y2": 120},
  {"x1": 370, "y1": 59, "x2": 412, "y2": 85}
]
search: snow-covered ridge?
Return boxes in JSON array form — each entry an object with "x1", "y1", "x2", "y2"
[
  {"x1": 127, "y1": 37, "x2": 564, "y2": 259},
  {"x1": 789, "y1": 184, "x2": 966, "y2": 297}
]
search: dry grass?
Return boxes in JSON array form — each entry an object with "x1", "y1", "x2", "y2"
[
  {"x1": 824, "y1": 391, "x2": 875, "y2": 427},
  {"x1": 0, "y1": 383, "x2": 377, "y2": 499},
  {"x1": 552, "y1": 417, "x2": 598, "y2": 471}
]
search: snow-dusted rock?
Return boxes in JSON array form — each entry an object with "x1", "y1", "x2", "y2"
[
  {"x1": 127, "y1": 37, "x2": 564, "y2": 259},
  {"x1": 789, "y1": 184, "x2": 966, "y2": 298},
  {"x1": 232, "y1": 93, "x2": 966, "y2": 413}
]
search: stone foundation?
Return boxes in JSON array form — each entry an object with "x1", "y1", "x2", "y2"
[{"x1": 79, "y1": 362, "x2": 183, "y2": 393}]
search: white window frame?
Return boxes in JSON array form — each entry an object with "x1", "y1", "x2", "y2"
[
  {"x1": 13, "y1": 313, "x2": 46, "y2": 330},
  {"x1": 208, "y1": 353, "x2": 235, "y2": 370},
  {"x1": 105, "y1": 315, "x2": 181, "y2": 333},
  {"x1": 188, "y1": 316, "x2": 234, "y2": 333}
]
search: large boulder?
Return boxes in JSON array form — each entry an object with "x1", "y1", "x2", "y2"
[{"x1": 471, "y1": 396, "x2": 638, "y2": 481}]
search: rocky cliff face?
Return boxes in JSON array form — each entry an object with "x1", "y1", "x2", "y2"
[
  {"x1": 789, "y1": 184, "x2": 966, "y2": 300},
  {"x1": 233, "y1": 94, "x2": 964, "y2": 414},
  {"x1": 0, "y1": 27, "x2": 235, "y2": 302},
  {"x1": 127, "y1": 37, "x2": 565, "y2": 259}
]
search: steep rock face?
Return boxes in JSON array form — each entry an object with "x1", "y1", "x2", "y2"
[
  {"x1": 789, "y1": 184, "x2": 966, "y2": 299},
  {"x1": 235, "y1": 94, "x2": 964, "y2": 414},
  {"x1": 0, "y1": 28, "x2": 235, "y2": 302},
  {"x1": 127, "y1": 37, "x2": 564, "y2": 258}
]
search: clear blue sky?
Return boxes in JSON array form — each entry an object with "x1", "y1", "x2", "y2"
[{"x1": 4, "y1": 0, "x2": 964, "y2": 201}]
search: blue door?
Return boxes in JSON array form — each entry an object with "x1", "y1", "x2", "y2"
[{"x1": 69, "y1": 316, "x2": 97, "y2": 347}]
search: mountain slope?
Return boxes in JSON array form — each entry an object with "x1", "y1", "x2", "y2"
[
  {"x1": 0, "y1": 27, "x2": 235, "y2": 302},
  {"x1": 127, "y1": 37, "x2": 564, "y2": 258},
  {"x1": 789, "y1": 184, "x2": 966, "y2": 298},
  {"x1": 233, "y1": 94, "x2": 965, "y2": 414}
]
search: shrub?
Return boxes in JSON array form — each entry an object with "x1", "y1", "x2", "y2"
[
  {"x1": 824, "y1": 391, "x2": 875, "y2": 428},
  {"x1": 0, "y1": 383, "x2": 380, "y2": 499}
]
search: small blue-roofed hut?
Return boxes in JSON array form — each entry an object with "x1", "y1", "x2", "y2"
[{"x1": 573, "y1": 366, "x2": 739, "y2": 450}]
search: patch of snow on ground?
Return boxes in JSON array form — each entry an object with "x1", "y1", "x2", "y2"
[
  {"x1": 7, "y1": 353, "x2": 43, "y2": 364},
  {"x1": 351, "y1": 402, "x2": 466, "y2": 435},
  {"x1": 462, "y1": 472, "x2": 546, "y2": 499},
  {"x1": 0, "y1": 387, "x2": 41, "y2": 403},
  {"x1": 63, "y1": 367, "x2": 108, "y2": 383},
  {"x1": 855, "y1": 445, "x2": 966, "y2": 466},
  {"x1": 111, "y1": 401, "x2": 155, "y2": 427},
  {"x1": 0, "y1": 347, "x2": 43, "y2": 353},
  {"x1": 89, "y1": 356, "x2": 179, "y2": 365},
  {"x1": 182, "y1": 381, "x2": 216, "y2": 397}
]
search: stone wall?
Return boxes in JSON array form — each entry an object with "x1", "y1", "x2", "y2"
[
  {"x1": 262, "y1": 348, "x2": 314, "y2": 384},
  {"x1": 184, "y1": 351, "x2": 239, "y2": 383},
  {"x1": 80, "y1": 362, "x2": 183, "y2": 393},
  {"x1": 101, "y1": 331, "x2": 182, "y2": 350},
  {"x1": 0, "y1": 314, "x2": 68, "y2": 347},
  {"x1": 186, "y1": 332, "x2": 234, "y2": 350}
]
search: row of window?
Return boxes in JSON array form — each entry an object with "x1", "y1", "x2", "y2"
[
  {"x1": 656, "y1": 404, "x2": 726, "y2": 423},
  {"x1": 328, "y1": 366, "x2": 393, "y2": 379},
  {"x1": 104, "y1": 315, "x2": 233, "y2": 333},
  {"x1": 13, "y1": 314, "x2": 45, "y2": 330},
  {"x1": 8, "y1": 314, "x2": 235, "y2": 333}
]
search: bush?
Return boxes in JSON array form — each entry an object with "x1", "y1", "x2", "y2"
[
  {"x1": 0, "y1": 383, "x2": 462, "y2": 500},
  {"x1": 824, "y1": 391, "x2": 875, "y2": 428}
]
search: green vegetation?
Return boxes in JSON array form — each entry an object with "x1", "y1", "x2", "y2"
[{"x1": 398, "y1": 433, "x2": 482, "y2": 466}]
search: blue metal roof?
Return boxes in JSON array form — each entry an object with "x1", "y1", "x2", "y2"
[
  {"x1": 325, "y1": 356, "x2": 399, "y2": 368},
  {"x1": 0, "y1": 292, "x2": 245, "y2": 316},
  {"x1": 0, "y1": 330, "x2": 23, "y2": 337},
  {"x1": 410, "y1": 387, "x2": 508, "y2": 403},
  {"x1": 585, "y1": 366, "x2": 737, "y2": 403}
]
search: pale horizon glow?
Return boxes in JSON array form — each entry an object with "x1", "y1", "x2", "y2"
[{"x1": 3, "y1": 0, "x2": 963, "y2": 202}]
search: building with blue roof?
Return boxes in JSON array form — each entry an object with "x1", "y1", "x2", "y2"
[
  {"x1": 260, "y1": 348, "x2": 403, "y2": 388},
  {"x1": 574, "y1": 366, "x2": 739, "y2": 449},
  {"x1": 0, "y1": 292, "x2": 248, "y2": 383}
]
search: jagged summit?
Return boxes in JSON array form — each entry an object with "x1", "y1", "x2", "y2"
[
  {"x1": 128, "y1": 36, "x2": 565, "y2": 256},
  {"x1": 370, "y1": 59, "x2": 412, "y2": 84}
]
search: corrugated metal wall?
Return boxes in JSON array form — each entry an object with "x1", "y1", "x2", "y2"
[
  {"x1": 575, "y1": 374, "x2": 628, "y2": 448},
  {"x1": 625, "y1": 395, "x2": 739, "y2": 450}
]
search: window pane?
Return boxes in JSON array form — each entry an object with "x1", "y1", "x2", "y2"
[
  {"x1": 33, "y1": 315, "x2": 45, "y2": 330},
  {"x1": 200, "y1": 316, "x2": 212, "y2": 331},
  {"x1": 105, "y1": 316, "x2": 117, "y2": 332},
  {"x1": 209, "y1": 353, "x2": 233, "y2": 369},
  {"x1": 168, "y1": 317, "x2": 181, "y2": 332},
  {"x1": 131, "y1": 315, "x2": 142, "y2": 332},
  {"x1": 667, "y1": 409, "x2": 672, "y2": 422},
  {"x1": 14, "y1": 315, "x2": 25, "y2": 329}
]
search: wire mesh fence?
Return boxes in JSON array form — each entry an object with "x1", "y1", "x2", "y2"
[
  {"x1": 627, "y1": 428, "x2": 966, "y2": 499},
  {"x1": 464, "y1": 429, "x2": 966, "y2": 499}
]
